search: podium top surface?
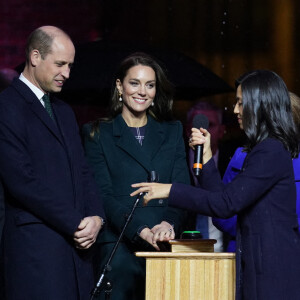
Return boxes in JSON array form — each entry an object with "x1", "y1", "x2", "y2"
[
  {"x1": 169, "y1": 239, "x2": 216, "y2": 244},
  {"x1": 135, "y1": 252, "x2": 236, "y2": 259}
]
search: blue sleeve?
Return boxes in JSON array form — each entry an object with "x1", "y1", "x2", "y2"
[
  {"x1": 293, "y1": 157, "x2": 300, "y2": 232},
  {"x1": 212, "y1": 147, "x2": 246, "y2": 236}
]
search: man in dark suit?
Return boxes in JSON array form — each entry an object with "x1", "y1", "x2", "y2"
[
  {"x1": 0, "y1": 26, "x2": 105, "y2": 300},
  {"x1": 0, "y1": 68, "x2": 18, "y2": 300},
  {"x1": 0, "y1": 68, "x2": 18, "y2": 245}
]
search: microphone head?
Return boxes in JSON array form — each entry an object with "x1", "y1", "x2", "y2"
[
  {"x1": 192, "y1": 114, "x2": 209, "y2": 130},
  {"x1": 148, "y1": 171, "x2": 159, "y2": 182}
]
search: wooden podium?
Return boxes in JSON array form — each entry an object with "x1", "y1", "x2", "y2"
[{"x1": 136, "y1": 240, "x2": 235, "y2": 300}]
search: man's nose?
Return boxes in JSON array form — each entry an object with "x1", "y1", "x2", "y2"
[{"x1": 61, "y1": 66, "x2": 71, "y2": 79}]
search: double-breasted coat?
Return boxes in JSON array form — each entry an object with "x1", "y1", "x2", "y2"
[
  {"x1": 169, "y1": 138, "x2": 300, "y2": 300},
  {"x1": 0, "y1": 79, "x2": 104, "y2": 300},
  {"x1": 83, "y1": 114, "x2": 190, "y2": 300}
]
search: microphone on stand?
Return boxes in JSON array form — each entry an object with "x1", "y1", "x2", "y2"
[
  {"x1": 148, "y1": 170, "x2": 159, "y2": 183},
  {"x1": 90, "y1": 171, "x2": 159, "y2": 300},
  {"x1": 192, "y1": 114, "x2": 209, "y2": 177}
]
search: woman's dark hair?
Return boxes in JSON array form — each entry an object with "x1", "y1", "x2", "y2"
[
  {"x1": 89, "y1": 52, "x2": 174, "y2": 137},
  {"x1": 236, "y1": 70, "x2": 299, "y2": 157},
  {"x1": 110, "y1": 52, "x2": 174, "y2": 121}
]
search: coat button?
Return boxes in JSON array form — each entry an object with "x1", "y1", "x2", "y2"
[{"x1": 158, "y1": 199, "x2": 164, "y2": 205}]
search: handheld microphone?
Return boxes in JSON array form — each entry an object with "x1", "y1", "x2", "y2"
[{"x1": 192, "y1": 114, "x2": 209, "y2": 177}]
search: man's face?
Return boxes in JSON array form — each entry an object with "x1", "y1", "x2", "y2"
[
  {"x1": 188, "y1": 109, "x2": 224, "y2": 155},
  {"x1": 33, "y1": 35, "x2": 75, "y2": 94},
  {"x1": 201, "y1": 110, "x2": 224, "y2": 154}
]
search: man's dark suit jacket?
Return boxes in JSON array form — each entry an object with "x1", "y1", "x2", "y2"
[
  {"x1": 169, "y1": 138, "x2": 300, "y2": 300},
  {"x1": 0, "y1": 182, "x2": 3, "y2": 244},
  {"x1": 0, "y1": 79, "x2": 104, "y2": 300}
]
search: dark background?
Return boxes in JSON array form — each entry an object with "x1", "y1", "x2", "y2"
[{"x1": 0, "y1": 0, "x2": 298, "y2": 142}]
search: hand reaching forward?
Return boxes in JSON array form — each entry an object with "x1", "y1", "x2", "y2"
[
  {"x1": 73, "y1": 216, "x2": 103, "y2": 249},
  {"x1": 130, "y1": 183, "x2": 172, "y2": 206}
]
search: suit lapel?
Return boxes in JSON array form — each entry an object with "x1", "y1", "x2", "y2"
[
  {"x1": 113, "y1": 115, "x2": 165, "y2": 172},
  {"x1": 13, "y1": 79, "x2": 64, "y2": 146}
]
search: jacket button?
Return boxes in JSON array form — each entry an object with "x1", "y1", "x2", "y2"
[{"x1": 158, "y1": 199, "x2": 164, "y2": 205}]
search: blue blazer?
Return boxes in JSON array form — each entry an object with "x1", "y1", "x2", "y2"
[
  {"x1": 0, "y1": 79, "x2": 104, "y2": 300},
  {"x1": 169, "y1": 138, "x2": 300, "y2": 300},
  {"x1": 83, "y1": 114, "x2": 190, "y2": 244}
]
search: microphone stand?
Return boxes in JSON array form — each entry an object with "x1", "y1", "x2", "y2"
[
  {"x1": 90, "y1": 171, "x2": 158, "y2": 300},
  {"x1": 90, "y1": 191, "x2": 144, "y2": 299}
]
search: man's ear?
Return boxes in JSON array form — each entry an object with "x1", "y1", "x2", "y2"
[{"x1": 30, "y1": 50, "x2": 41, "y2": 67}]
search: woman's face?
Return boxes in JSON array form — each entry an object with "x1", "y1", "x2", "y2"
[
  {"x1": 234, "y1": 84, "x2": 244, "y2": 129},
  {"x1": 117, "y1": 65, "x2": 156, "y2": 118}
]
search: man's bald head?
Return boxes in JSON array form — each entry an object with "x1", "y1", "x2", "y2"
[{"x1": 25, "y1": 26, "x2": 72, "y2": 64}]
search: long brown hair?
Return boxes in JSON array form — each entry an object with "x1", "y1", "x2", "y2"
[{"x1": 90, "y1": 52, "x2": 174, "y2": 137}]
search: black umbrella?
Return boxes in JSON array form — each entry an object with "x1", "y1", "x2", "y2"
[{"x1": 61, "y1": 40, "x2": 233, "y2": 103}]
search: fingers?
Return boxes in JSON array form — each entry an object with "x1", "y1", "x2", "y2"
[
  {"x1": 75, "y1": 239, "x2": 94, "y2": 250},
  {"x1": 130, "y1": 183, "x2": 155, "y2": 205},
  {"x1": 131, "y1": 183, "x2": 172, "y2": 207},
  {"x1": 74, "y1": 218, "x2": 92, "y2": 239},
  {"x1": 151, "y1": 241, "x2": 160, "y2": 251},
  {"x1": 152, "y1": 228, "x2": 175, "y2": 243},
  {"x1": 151, "y1": 222, "x2": 175, "y2": 243},
  {"x1": 189, "y1": 129, "x2": 206, "y2": 146},
  {"x1": 139, "y1": 227, "x2": 160, "y2": 251},
  {"x1": 73, "y1": 216, "x2": 102, "y2": 249},
  {"x1": 143, "y1": 193, "x2": 151, "y2": 206},
  {"x1": 76, "y1": 218, "x2": 89, "y2": 231},
  {"x1": 74, "y1": 236, "x2": 95, "y2": 249},
  {"x1": 130, "y1": 182, "x2": 152, "y2": 197}
]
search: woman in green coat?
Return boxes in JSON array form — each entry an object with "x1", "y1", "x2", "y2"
[{"x1": 83, "y1": 52, "x2": 190, "y2": 300}]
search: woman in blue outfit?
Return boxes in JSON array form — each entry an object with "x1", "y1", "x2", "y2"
[
  {"x1": 213, "y1": 92, "x2": 300, "y2": 252},
  {"x1": 83, "y1": 53, "x2": 190, "y2": 300},
  {"x1": 132, "y1": 70, "x2": 300, "y2": 300}
]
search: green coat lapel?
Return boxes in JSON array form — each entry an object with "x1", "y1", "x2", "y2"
[
  {"x1": 142, "y1": 115, "x2": 165, "y2": 160},
  {"x1": 113, "y1": 114, "x2": 165, "y2": 173}
]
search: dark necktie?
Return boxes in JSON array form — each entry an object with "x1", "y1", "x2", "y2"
[{"x1": 42, "y1": 94, "x2": 55, "y2": 120}]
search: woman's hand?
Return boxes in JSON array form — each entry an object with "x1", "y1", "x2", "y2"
[
  {"x1": 139, "y1": 227, "x2": 160, "y2": 250},
  {"x1": 188, "y1": 127, "x2": 213, "y2": 164},
  {"x1": 150, "y1": 221, "x2": 175, "y2": 243},
  {"x1": 130, "y1": 182, "x2": 172, "y2": 206}
]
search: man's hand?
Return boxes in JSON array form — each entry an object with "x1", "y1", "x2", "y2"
[{"x1": 73, "y1": 216, "x2": 103, "y2": 249}]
